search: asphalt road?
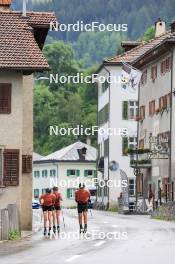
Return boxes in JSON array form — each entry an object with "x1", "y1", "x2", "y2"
[{"x1": 0, "y1": 209, "x2": 175, "y2": 264}]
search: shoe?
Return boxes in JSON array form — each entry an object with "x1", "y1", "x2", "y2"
[
  {"x1": 84, "y1": 224, "x2": 87, "y2": 233},
  {"x1": 44, "y1": 228, "x2": 47, "y2": 236},
  {"x1": 80, "y1": 225, "x2": 83, "y2": 234},
  {"x1": 48, "y1": 228, "x2": 52, "y2": 236},
  {"x1": 53, "y1": 226, "x2": 56, "y2": 234}
]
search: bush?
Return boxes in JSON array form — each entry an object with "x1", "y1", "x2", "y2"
[{"x1": 8, "y1": 230, "x2": 21, "y2": 241}]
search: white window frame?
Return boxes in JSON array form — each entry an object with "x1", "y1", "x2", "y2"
[
  {"x1": 128, "y1": 137, "x2": 137, "y2": 149},
  {"x1": 129, "y1": 178, "x2": 136, "y2": 196},
  {"x1": 128, "y1": 101, "x2": 138, "y2": 120}
]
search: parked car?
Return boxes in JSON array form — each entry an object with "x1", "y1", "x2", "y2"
[{"x1": 32, "y1": 200, "x2": 40, "y2": 209}]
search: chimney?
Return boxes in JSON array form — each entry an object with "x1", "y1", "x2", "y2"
[
  {"x1": 155, "y1": 18, "x2": 166, "y2": 37},
  {"x1": 121, "y1": 41, "x2": 142, "y2": 52},
  {"x1": 170, "y1": 21, "x2": 175, "y2": 33},
  {"x1": 0, "y1": 0, "x2": 12, "y2": 11},
  {"x1": 22, "y1": 0, "x2": 28, "y2": 17},
  {"x1": 86, "y1": 136, "x2": 91, "y2": 146}
]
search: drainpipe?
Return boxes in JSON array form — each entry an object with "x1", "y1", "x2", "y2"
[
  {"x1": 104, "y1": 66, "x2": 110, "y2": 210},
  {"x1": 169, "y1": 49, "x2": 174, "y2": 201}
]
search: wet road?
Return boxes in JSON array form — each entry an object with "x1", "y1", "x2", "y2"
[{"x1": 0, "y1": 209, "x2": 175, "y2": 264}]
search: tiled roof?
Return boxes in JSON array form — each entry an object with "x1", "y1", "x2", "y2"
[
  {"x1": 0, "y1": 0, "x2": 11, "y2": 4},
  {"x1": 40, "y1": 142, "x2": 97, "y2": 162},
  {"x1": 105, "y1": 31, "x2": 172, "y2": 65},
  {"x1": 0, "y1": 11, "x2": 56, "y2": 70}
]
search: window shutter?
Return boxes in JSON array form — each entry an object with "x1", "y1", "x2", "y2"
[
  {"x1": 93, "y1": 170, "x2": 97, "y2": 177},
  {"x1": 84, "y1": 170, "x2": 88, "y2": 177},
  {"x1": 3, "y1": 149, "x2": 19, "y2": 186},
  {"x1": 67, "y1": 170, "x2": 70, "y2": 176},
  {"x1": 76, "y1": 170, "x2": 80, "y2": 177},
  {"x1": 0, "y1": 83, "x2": 12, "y2": 114},
  {"x1": 0, "y1": 149, "x2": 2, "y2": 185},
  {"x1": 22, "y1": 155, "x2": 32, "y2": 173},
  {"x1": 122, "y1": 101, "x2": 128, "y2": 120},
  {"x1": 122, "y1": 137, "x2": 128, "y2": 155}
]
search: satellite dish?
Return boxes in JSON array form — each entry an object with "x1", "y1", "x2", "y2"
[{"x1": 109, "y1": 161, "x2": 119, "y2": 171}]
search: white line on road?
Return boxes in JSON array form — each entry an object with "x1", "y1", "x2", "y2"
[
  {"x1": 94, "y1": 241, "x2": 106, "y2": 247},
  {"x1": 103, "y1": 221, "x2": 109, "y2": 224},
  {"x1": 112, "y1": 225, "x2": 118, "y2": 228},
  {"x1": 66, "y1": 255, "x2": 81, "y2": 262}
]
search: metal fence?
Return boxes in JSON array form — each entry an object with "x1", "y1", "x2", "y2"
[{"x1": 0, "y1": 204, "x2": 19, "y2": 241}]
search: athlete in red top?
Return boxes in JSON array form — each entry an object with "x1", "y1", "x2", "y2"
[
  {"x1": 75, "y1": 183, "x2": 91, "y2": 233},
  {"x1": 52, "y1": 186, "x2": 63, "y2": 233},
  {"x1": 39, "y1": 188, "x2": 55, "y2": 236}
]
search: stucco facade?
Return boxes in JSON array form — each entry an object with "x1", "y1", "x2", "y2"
[{"x1": 0, "y1": 71, "x2": 33, "y2": 230}]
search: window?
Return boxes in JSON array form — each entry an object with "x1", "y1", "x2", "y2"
[
  {"x1": 151, "y1": 65, "x2": 157, "y2": 81},
  {"x1": 102, "y1": 80, "x2": 109, "y2": 93},
  {"x1": 0, "y1": 83, "x2": 11, "y2": 114},
  {"x1": 3, "y1": 149, "x2": 19, "y2": 186},
  {"x1": 104, "y1": 138, "x2": 109, "y2": 157},
  {"x1": 67, "y1": 188, "x2": 76, "y2": 199},
  {"x1": 137, "y1": 174, "x2": 143, "y2": 195},
  {"x1": 34, "y1": 171, "x2": 40, "y2": 178},
  {"x1": 84, "y1": 170, "x2": 96, "y2": 177},
  {"x1": 34, "y1": 189, "x2": 39, "y2": 199},
  {"x1": 139, "y1": 105, "x2": 145, "y2": 120},
  {"x1": 42, "y1": 188, "x2": 46, "y2": 194},
  {"x1": 50, "y1": 169, "x2": 56, "y2": 177},
  {"x1": 139, "y1": 139, "x2": 144, "y2": 149},
  {"x1": 161, "y1": 57, "x2": 171, "y2": 75},
  {"x1": 122, "y1": 101, "x2": 138, "y2": 120},
  {"x1": 67, "y1": 169, "x2": 80, "y2": 176},
  {"x1": 129, "y1": 179, "x2": 136, "y2": 196},
  {"x1": 22, "y1": 155, "x2": 32, "y2": 173},
  {"x1": 149, "y1": 100, "x2": 155, "y2": 116},
  {"x1": 98, "y1": 103, "x2": 109, "y2": 126},
  {"x1": 141, "y1": 70, "x2": 147, "y2": 85},
  {"x1": 159, "y1": 95, "x2": 167, "y2": 110},
  {"x1": 122, "y1": 137, "x2": 137, "y2": 155},
  {"x1": 42, "y1": 170, "x2": 48, "y2": 178}
]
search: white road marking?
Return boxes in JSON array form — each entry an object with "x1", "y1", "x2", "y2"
[
  {"x1": 94, "y1": 241, "x2": 106, "y2": 247},
  {"x1": 66, "y1": 255, "x2": 81, "y2": 262},
  {"x1": 112, "y1": 225, "x2": 118, "y2": 228},
  {"x1": 103, "y1": 221, "x2": 109, "y2": 224}
]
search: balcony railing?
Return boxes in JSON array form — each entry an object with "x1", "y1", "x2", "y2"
[{"x1": 128, "y1": 149, "x2": 152, "y2": 168}]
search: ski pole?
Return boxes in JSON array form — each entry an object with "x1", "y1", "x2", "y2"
[{"x1": 61, "y1": 209, "x2": 66, "y2": 230}]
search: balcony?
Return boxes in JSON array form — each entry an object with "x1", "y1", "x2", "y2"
[{"x1": 128, "y1": 149, "x2": 152, "y2": 168}]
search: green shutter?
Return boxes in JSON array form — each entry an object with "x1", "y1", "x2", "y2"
[
  {"x1": 122, "y1": 137, "x2": 129, "y2": 155},
  {"x1": 67, "y1": 189, "x2": 70, "y2": 198},
  {"x1": 122, "y1": 101, "x2": 128, "y2": 120},
  {"x1": 76, "y1": 170, "x2": 80, "y2": 176},
  {"x1": 67, "y1": 170, "x2": 70, "y2": 176},
  {"x1": 93, "y1": 170, "x2": 97, "y2": 177},
  {"x1": 84, "y1": 170, "x2": 88, "y2": 177}
]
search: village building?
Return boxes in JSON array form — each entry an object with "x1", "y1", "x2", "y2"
[
  {"x1": 0, "y1": 0, "x2": 55, "y2": 230},
  {"x1": 33, "y1": 142, "x2": 97, "y2": 207},
  {"x1": 96, "y1": 20, "x2": 171, "y2": 210},
  {"x1": 132, "y1": 20, "x2": 175, "y2": 207}
]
